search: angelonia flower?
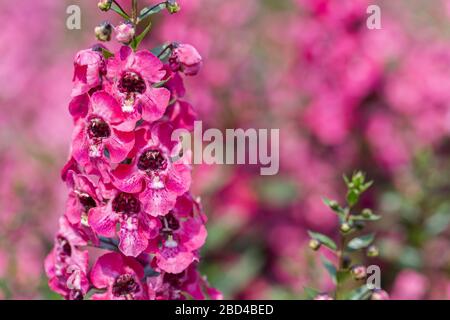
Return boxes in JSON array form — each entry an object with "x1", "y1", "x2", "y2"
[
  {"x1": 169, "y1": 44, "x2": 203, "y2": 76},
  {"x1": 45, "y1": 1, "x2": 220, "y2": 300}
]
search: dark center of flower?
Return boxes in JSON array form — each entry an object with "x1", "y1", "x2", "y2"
[
  {"x1": 161, "y1": 211, "x2": 180, "y2": 231},
  {"x1": 69, "y1": 289, "x2": 84, "y2": 300},
  {"x1": 112, "y1": 193, "x2": 141, "y2": 214},
  {"x1": 78, "y1": 192, "x2": 96, "y2": 212},
  {"x1": 163, "y1": 271, "x2": 185, "y2": 288},
  {"x1": 88, "y1": 117, "x2": 111, "y2": 139},
  {"x1": 118, "y1": 71, "x2": 146, "y2": 94},
  {"x1": 137, "y1": 149, "x2": 167, "y2": 172},
  {"x1": 112, "y1": 274, "x2": 139, "y2": 297},
  {"x1": 56, "y1": 236, "x2": 72, "y2": 257}
]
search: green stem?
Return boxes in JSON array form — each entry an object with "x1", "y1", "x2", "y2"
[
  {"x1": 132, "y1": 0, "x2": 138, "y2": 24},
  {"x1": 335, "y1": 208, "x2": 351, "y2": 300}
]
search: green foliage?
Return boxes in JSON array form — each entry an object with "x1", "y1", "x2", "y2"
[{"x1": 307, "y1": 231, "x2": 337, "y2": 251}]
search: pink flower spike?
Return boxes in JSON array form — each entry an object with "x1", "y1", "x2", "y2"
[{"x1": 106, "y1": 46, "x2": 170, "y2": 122}]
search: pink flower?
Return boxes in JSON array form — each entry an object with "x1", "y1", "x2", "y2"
[
  {"x1": 147, "y1": 263, "x2": 220, "y2": 300},
  {"x1": 165, "y1": 100, "x2": 197, "y2": 131},
  {"x1": 71, "y1": 91, "x2": 136, "y2": 180},
  {"x1": 106, "y1": 46, "x2": 170, "y2": 122},
  {"x1": 162, "y1": 64, "x2": 186, "y2": 98},
  {"x1": 146, "y1": 193, "x2": 207, "y2": 274},
  {"x1": 111, "y1": 122, "x2": 191, "y2": 217},
  {"x1": 90, "y1": 252, "x2": 147, "y2": 300},
  {"x1": 115, "y1": 23, "x2": 135, "y2": 44},
  {"x1": 65, "y1": 170, "x2": 100, "y2": 225},
  {"x1": 71, "y1": 48, "x2": 105, "y2": 97},
  {"x1": 391, "y1": 270, "x2": 429, "y2": 300},
  {"x1": 169, "y1": 44, "x2": 203, "y2": 76},
  {"x1": 44, "y1": 217, "x2": 90, "y2": 300},
  {"x1": 89, "y1": 190, "x2": 160, "y2": 257}
]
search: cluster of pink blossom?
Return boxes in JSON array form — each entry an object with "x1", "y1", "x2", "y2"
[
  {"x1": 44, "y1": 1, "x2": 220, "y2": 300},
  {"x1": 1, "y1": 0, "x2": 449, "y2": 300}
]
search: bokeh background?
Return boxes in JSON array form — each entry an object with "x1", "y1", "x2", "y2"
[{"x1": 0, "y1": 0, "x2": 449, "y2": 299}]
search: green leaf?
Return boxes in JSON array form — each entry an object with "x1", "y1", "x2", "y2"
[
  {"x1": 361, "y1": 180, "x2": 373, "y2": 192},
  {"x1": 307, "y1": 231, "x2": 337, "y2": 251},
  {"x1": 139, "y1": 3, "x2": 167, "y2": 20},
  {"x1": 322, "y1": 197, "x2": 345, "y2": 218},
  {"x1": 111, "y1": 3, "x2": 130, "y2": 20},
  {"x1": 100, "y1": 48, "x2": 114, "y2": 59},
  {"x1": 337, "y1": 270, "x2": 350, "y2": 283},
  {"x1": 348, "y1": 285, "x2": 372, "y2": 300},
  {"x1": 303, "y1": 287, "x2": 320, "y2": 300},
  {"x1": 350, "y1": 214, "x2": 381, "y2": 222},
  {"x1": 346, "y1": 189, "x2": 359, "y2": 207},
  {"x1": 321, "y1": 256, "x2": 337, "y2": 284},
  {"x1": 131, "y1": 21, "x2": 152, "y2": 50},
  {"x1": 347, "y1": 233, "x2": 375, "y2": 251}
]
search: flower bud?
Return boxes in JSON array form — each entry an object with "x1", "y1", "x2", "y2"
[
  {"x1": 367, "y1": 245, "x2": 379, "y2": 257},
  {"x1": 115, "y1": 22, "x2": 135, "y2": 44},
  {"x1": 351, "y1": 265, "x2": 367, "y2": 280},
  {"x1": 309, "y1": 239, "x2": 321, "y2": 251},
  {"x1": 98, "y1": 0, "x2": 112, "y2": 11},
  {"x1": 167, "y1": 0, "x2": 181, "y2": 14},
  {"x1": 342, "y1": 255, "x2": 352, "y2": 269},
  {"x1": 95, "y1": 22, "x2": 113, "y2": 42},
  {"x1": 328, "y1": 200, "x2": 339, "y2": 210},
  {"x1": 169, "y1": 44, "x2": 203, "y2": 76},
  {"x1": 314, "y1": 293, "x2": 333, "y2": 300},
  {"x1": 362, "y1": 208, "x2": 372, "y2": 218},
  {"x1": 340, "y1": 222, "x2": 352, "y2": 234},
  {"x1": 370, "y1": 289, "x2": 389, "y2": 300}
]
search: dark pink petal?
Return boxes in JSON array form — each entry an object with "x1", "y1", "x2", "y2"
[
  {"x1": 165, "y1": 163, "x2": 191, "y2": 195},
  {"x1": 65, "y1": 194, "x2": 82, "y2": 225},
  {"x1": 180, "y1": 219, "x2": 207, "y2": 251},
  {"x1": 157, "y1": 246, "x2": 195, "y2": 274},
  {"x1": 61, "y1": 157, "x2": 80, "y2": 181},
  {"x1": 88, "y1": 206, "x2": 118, "y2": 238},
  {"x1": 91, "y1": 91, "x2": 124, "y2": 124},
  {"x1": 118, "y1": 217, "x2": 149, "y2": 257},
  {"x1": 90, "y1": 252, "x2": 125, "y2": 288},
  {"x1": 134, "y1": 50, "x2": 166, "y2": 83},
  {"x1": 111, "y1": 164, "x2": 145, "y2": 193},
  {"x1": 140, "y1": 87, "x2": 170, "y2": 122},
  {"x1": 141, "y1": 187, "x2": 177, "y2": 217},
  {"x1": 68, "y1": 94, "x2": 90, "y2": 121},
  {"x1": 91, "y1": 291, "x2": 114, "y2": 300},
  {"x1": 105, "y1": 129, "x2": 135, "y2": 163},
  {"x1": 71, "y1": 121, "x2": 91, "y2": 166},
  {"x1": 166, "y1": 100, "x2": 197, "y2": 131}
]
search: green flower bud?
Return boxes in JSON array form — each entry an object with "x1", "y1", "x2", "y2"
[
  {"x1": 367, "y1": 245, "x2": 379, "y2": 257},
  {"x1": 167, "y1": 0, "x2": 181, "y2": 14},
  {"x1": 340, "y1": 222, "x2": 352, "y2": 234},
  {"x1": 95, "y1": 22, "x2": 113, "y2": 42},
  {"x1": 362, "y1": 208, "x2": 373, "y2": 218},
  {"x1": 309, "y1": 239, "x2": 321, "y2": 251},
  {"x1": 98, "y1": 0, "x2": 112, "y2": 11}
]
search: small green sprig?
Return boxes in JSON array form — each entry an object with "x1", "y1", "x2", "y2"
[
  {"x1": 96, "y1": 1, "x2": 181, "y2": 51},
  {"x1": 306, "y1": 171, "x2": 381, "y2": 300}
]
